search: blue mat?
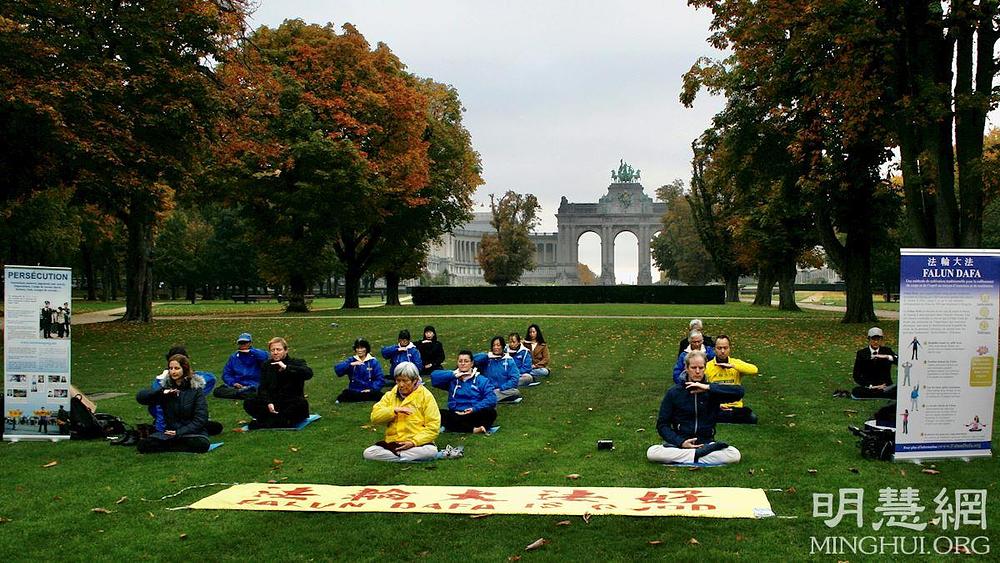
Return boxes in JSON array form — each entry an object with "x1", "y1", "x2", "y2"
[
  {"x1": 240, "y1": 414, "x2": 321, "y2": 432},
  {"x1": 208, "y1": 442, "x2": 224, "y2": 451},
  {"x1": 663, "y1": 461, "x2": 727, "y2": 467},
  {"x1": 486, "y1": 425, "x2": 500, "y2": 435}
]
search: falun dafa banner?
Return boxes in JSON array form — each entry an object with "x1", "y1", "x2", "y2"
[{"x1": 190, "y1": 484, "x2": 774, "y2": 518}]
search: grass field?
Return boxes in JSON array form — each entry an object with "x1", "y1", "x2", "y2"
[{"x1": 1, "y1": 303, "x2": 996, "y2": 561}]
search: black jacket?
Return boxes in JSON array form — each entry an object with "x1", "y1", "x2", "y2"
[
  {"x1": 852, "y1": 346, "x2": 897, "y2": 387},
  {"x1": 135, "y1": 374, "x2": 208, "y2": 437},
  {"x1": 656, "y1": 380, "x2": 744, "y2": 447},
  {"x1": 258, "y1": 356, "x2": 313, "y2": 403},
  {"x1": 416, "y1": 340, "x2": 445, "y2": 375}
]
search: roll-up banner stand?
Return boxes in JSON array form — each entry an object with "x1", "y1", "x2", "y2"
[
  {"x1": 3, "y1": 265, "x2": 73, "y2": 442},
  {"x1": 895, "y1": 249, "x2": 998, "y2": 461}
]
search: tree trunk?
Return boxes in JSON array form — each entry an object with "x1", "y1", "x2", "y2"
[
  {"x1": 122, "y1": 216, "x2": 153, "y2": 322},
  {"x1": 342, "y1": 265, "x2": 361, "y2": 309},
  {"x1": 384, "y1": 271, "x2": 401, "y2": 306},
  {"x1": 753, "y1": 269, "x2": 774, "y2": 306},
  {"x1": 285, "y1": 272, "x2": 309, "y2": 312},
  {"x1": 841, "y1": 233, "x2": 877, "y2": 324},
  {"x1": 725, "y1": 272, "x2": 740, "y2": 303},
  {"x1": 776, "y1": 262, "x2": 800, "y2": 311}
]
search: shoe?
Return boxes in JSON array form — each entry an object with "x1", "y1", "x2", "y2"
[
  {"x1": 499, "y1": 396, "x2": 523, "y2": 404},
  {"x1": 527, "y1": 380, "x2": 542, "y2": 387},
  {"x1": 440, "y1": 444, "x2": 464, "y2": 459}
]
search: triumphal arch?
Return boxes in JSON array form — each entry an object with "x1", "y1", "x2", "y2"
[{"x1": 555, "y1": 160, "x2": 667, "y2": 285}]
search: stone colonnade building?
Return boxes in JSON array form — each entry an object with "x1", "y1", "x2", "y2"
[{"x1": 426, "y1": 179, "x2": 665, "y2": 286}]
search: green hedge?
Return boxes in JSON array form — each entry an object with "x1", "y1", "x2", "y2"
[{"x1": 411, "y1": 285, "x2": 725, "y2": 305}]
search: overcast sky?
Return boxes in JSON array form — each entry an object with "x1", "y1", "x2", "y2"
[{"x1": 250, "y1": 1, "x2": 727, "y2": 282}]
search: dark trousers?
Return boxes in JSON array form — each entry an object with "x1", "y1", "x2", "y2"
[
  {"x1": 337, "y1": 388, "x2": 381, "y2": 402},
  {"x1": 243, "y1": 397, "x2": 309, "y2": 427},
  {"x1": 716, "y1": 406, "x2": 758, "y2": 424},
  {"x1": 137, "y1": 435, "x2": 210, "y2": 454},
  {"x1": 440, "y1": 408, "x2": 497, "y2": 433},
  {"x1": 851, "y1": 385, "x2": 896, "y2": 400},
  {"x1": 214, "y1": 385, "x2": 257, "y2": 400}
]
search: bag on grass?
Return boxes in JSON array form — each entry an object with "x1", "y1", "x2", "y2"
[
  {"x1": 70, "y1": 395, "x2": 128, "y2": 440},
  {"x1": 849, "y1": 422, "x2": 895, "y2": 461}
]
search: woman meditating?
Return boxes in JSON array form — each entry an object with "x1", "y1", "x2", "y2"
[
  {"x1": 364, "y1": 362, "x2": 440, "y2": 462},
  {"x1": 134, "y1": 354, "x2": 210, "y2": 453},
  {"x1": 431, "y1": 350, "x2": 498, "y2": 434},
  {"x1": 334, "y1": 338, "x2": 384, "y2": 402}
]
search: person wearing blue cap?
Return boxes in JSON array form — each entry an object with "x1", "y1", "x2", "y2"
[{"x1": 214, "y1": 332, "x2": 269, "y2": 399}]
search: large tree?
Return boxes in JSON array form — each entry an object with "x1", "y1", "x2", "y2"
[
  {"x1": 216, "y1": 21, "x2": 434, "y2": 310},
  {"x1": 0, "y1": 0, "x2": 249, "y2": 321},
  {"x1": 478, "y1": 191, "x2": 541, "y2": 287},
  {"x1": 651, "y1": 180, "x2": 718, "y2": 286}
]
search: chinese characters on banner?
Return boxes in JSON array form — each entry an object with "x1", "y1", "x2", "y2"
[
  {"x1": 3, "y1": 266, "x2": 73, "y2": 442},
  {"x1": 189, "y1": 484, "x2": 774, "y2": 518},
  {"x1": 813, "y1": 487, "x2": 988, "y2": 531},
  {"x1": 895, "y1": 249, "x2": 998, "y2": 460}
]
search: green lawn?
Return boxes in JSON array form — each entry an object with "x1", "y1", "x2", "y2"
[
  {"x1": 795, "y1": 291, "x2": 900, "y2": 312},
  {"x1": 1, "y1": 304, "x2": 995, "y2": 561},
  {"x1": 150, "y1": 297, "x2": 389, "y2": 317}
]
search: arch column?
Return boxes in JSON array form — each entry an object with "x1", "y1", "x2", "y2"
[
  {"x1": 600, "y1": 226, "x2": 615, "y2": 285},
  {"x1": 637, "y1": 226, "x2": 653, "y2": 285}
]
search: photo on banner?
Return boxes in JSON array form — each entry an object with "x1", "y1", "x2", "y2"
[
  {"x1": 3, "y1": 265, "x2": 73, "y2": 441},
  {"x1": 895, "y1": 249, "x2": 998, "y2": 460}
]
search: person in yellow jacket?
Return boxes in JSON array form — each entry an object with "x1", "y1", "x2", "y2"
[
  {"x1": 363, "y1": 362, "x2": 441, "y2": 462},
  {"x1": 704, "y1": 335, "x2": 759, "y2": 424}
]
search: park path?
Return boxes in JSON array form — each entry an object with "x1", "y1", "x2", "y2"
[
  {"x1": 796, "y1": 301, "x2": 900, "y2": 320},
  {"x1": 71, "y1": 307, "x2": 127, "y2": 324}
]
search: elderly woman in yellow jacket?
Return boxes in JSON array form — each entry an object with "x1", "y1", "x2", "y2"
[{"x1": 363, "y1": 362, "x2": 441, "y2": 462}]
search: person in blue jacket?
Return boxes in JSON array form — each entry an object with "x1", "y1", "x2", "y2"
[
  {"x1": 648, "y1": 350, "x2": 743, "y2": 465},
  {"x1": 505, "y1": 332, "x2": 536, "y2": 387},
  {"x1": 431, "y1": 350, "x2": 498, "y2": 433},
  {"x1": 214, "y1": 332, "x2": 268, "y2": 399},
  {"x1": 334, "y1": 338, "x2": 385, "y2": 402},
  {"x1": 673, "y1": 330, "x2": 716, "y2": 384},
  {"x1": 381, "y1": 330, "x2": 422, "y2": 384},
  {"x1": 149, "y1": 346, "x2": 221, "y2": 437},
  {"x1": 474, "y1": 335, "x2": 523, "y2": 403}
]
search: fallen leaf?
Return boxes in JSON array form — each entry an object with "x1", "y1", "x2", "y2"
[
  {"x1": 565, "y1": 473, "x2": 581, "y2": 480},
  {"x1": 115, "y1": 496, "x2": 128, "y2": 504},
  {"x1": 787, "y1": 422, "x2": 796, "y2": 428},
  {"x1": 582, "y1": 512, "x2": 591, "y2": 524},
  {"x1": 148, "y1": 512, "x2": 156, "y2": 518},
  {"x1": 555, "y1": 520, "x2": 571, "y2": 526},
  {"x1": 848, "y1": 468, "x2": 860, "y2": 474},
  {"x1": 417, "y1": 551, "x2": 430, "y2": 558},
  {"x1": 272, "y1": 459, "x2": 284, "y2": 465},
  {"x1": 843, "y1": 409, "x2": 858, "y2": 414},
  {"x1": 635, "y1": 428, "x2": 645, "y2": 432},
  {"x1": 52, "y1": 496, "x2": 62, "y2": 501},
  {"x1": 0, "y1": 517, "x2": 10, "y2": 524},
  {"x1": 648, "y1": 540, "x2": 663, "y2": 545},
  {"x1": 519, "y1": 471, "x2": 532, "y2": 476},
  {"x1": 786, "y1": 487, "x2": 797, "y2": 494},
  {"x1": 587, "y1": 407, "x2": 593, "y2": 411},
  {"x1": 807, "y1": 469, "x2": 818, "y2": 475},
  {"x1": 42, "y1": 461, "x2": 58, "y2": 468},
  {"x1": 232, "y1": 427, "x2": 246, "y2": 433},
  {"x1": 748, "y1": 468, "x2": 755, "y2": 476},
  {"x1": 735, "y1": 534, "x2": 746, "y2": 541},
  {"x1": 267, "y1": 479, "x2": 277, "y2": 484},
  {"x1": 688, "y1": 538, "x2": 700, "y2": 545},
  {"x1": 508, "y1": 556, "x2": 522, "y2": 562},
  {"x1": 922, "y1": 468, "x2": 941, "y2": 475},
  {"x1": 179, "y1": 533, "x2": 188, "y2": 540},
  {"x1": 290, "y1": 447, "x2": 299, "y2": 453},
  {"x1": 784, "y1": 414, "x2": 797, "y2": 418},
  {"x1": 91, "y1": 508, "x2": 111, "y2": 514},
  {"x1": 469, "y1": 514, "x2": 490, "y2": 520},
  {"x1": 525, "y1": 538, "x2": 548, "y2": 551},
  {"x1": 688, "y1": 466, "x2": 701, "y2": 472},
  {"x1": 899, "y1": 469, "x2": 907, "y2": 477}
]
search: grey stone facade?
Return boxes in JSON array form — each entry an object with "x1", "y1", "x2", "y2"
[{"x1": 426, "y1": 181, "x2": 665, "y2": 286}]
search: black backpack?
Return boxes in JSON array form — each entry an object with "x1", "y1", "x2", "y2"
[{"x1": 69, "y1": 395, "x2": 128, "y2": 440}]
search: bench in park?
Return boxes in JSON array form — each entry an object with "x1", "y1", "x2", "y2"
[{"x1": 231, "y1": 294, "x2": 275, "y2": 303}]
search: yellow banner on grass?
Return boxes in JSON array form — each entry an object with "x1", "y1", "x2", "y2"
[{"x1": 190, "y1": 484, "x2": 773, "y2": 518}]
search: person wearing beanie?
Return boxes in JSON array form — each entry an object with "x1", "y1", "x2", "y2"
[
  {"x1": 214, "y1": 332, "x2": 269, "y2": 400},
  {"x1": 851, "y1": 327, "x2": 898, "y2": 399}
]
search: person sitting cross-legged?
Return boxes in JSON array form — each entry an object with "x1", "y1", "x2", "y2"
[
  {"x1": 705, "y1": 334, "x2": 759, "y2": 424},
  {"x1": 364, "y1": 362, "x2": 440, "y2": 462},
  {"x1": 851, "y1": 327, "x2": 897, "y2": 400},
  {"x1": 474, "y1": 336, "x2": 522, "y2": 403},
  {"x1": 334, "y1": 338, "x2": 384, "y2": 403},
  {"x1": 381, "y1": 329, "x2": 423, "y2": 384},
  {"x1": 214, "y1": 332, "x2": 268, "y2": 400},
  {"x1": 135, "y1": 354, "x2": 211, "y2": 454},
  {"x1": 506, "y1": 332, "x2": 536, "y2": 387},
  {"x1": 242, "y1": 337, "x2": 313, "y2": 429},
  {"x1": 647, "y1": 350, "x2": 743, "y2": 466},
  {"x1": 431, "y1": 350, "x2": 498, "y2": 434},
  {"x1": 672, "y1": 330, "x2": 716, "y2": 384}
]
